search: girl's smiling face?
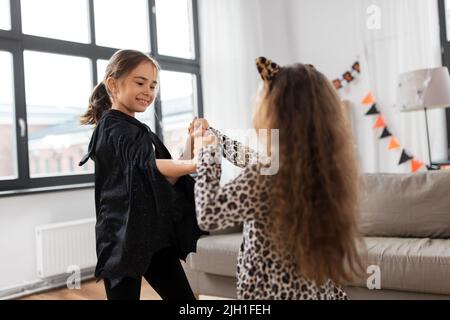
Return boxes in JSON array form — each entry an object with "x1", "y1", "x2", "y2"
[{"x1": 107, "y1": 61, "x2": 158, "y2": 117}]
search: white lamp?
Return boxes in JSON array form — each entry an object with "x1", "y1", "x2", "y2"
[{"x1": 396, "y1": 67, "x2": 450, "y2": 167}]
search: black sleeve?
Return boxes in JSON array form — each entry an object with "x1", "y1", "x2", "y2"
[{"x1": 108, "y1": 125, "x2": 157, "y2": 172}]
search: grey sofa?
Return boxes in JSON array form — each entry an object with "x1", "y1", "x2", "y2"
[{"x1": 182, "y1": 172, "x2": 450, "y2": 300}]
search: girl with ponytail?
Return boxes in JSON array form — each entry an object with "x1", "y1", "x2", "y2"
[{"x1": 79, "y1": 49, "x2": 209, "y2": 300}]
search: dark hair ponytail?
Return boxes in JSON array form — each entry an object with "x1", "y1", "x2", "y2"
[
  {"x1": 80, "y1": 49, "x2": 160, "y2": 125},
  {"x1": 80, "y1": 82, "x2": 111, "y2": 125}
]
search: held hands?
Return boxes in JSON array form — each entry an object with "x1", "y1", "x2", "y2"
[
  {"x1": 158, "y1": 117, "x2": 214, "y2": 183},
  {"x1": 189, "y1": 118, "x2": 217, "y2": 162},
  {"x1": 181, "y1": 117, "x2": 210, "y2": 160},
  {"x1": 188, "y1": 117, "x2": 210, "y2": 138}
]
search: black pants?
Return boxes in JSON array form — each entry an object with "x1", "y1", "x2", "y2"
[{"x1": 103, "y1": 247, "x2": 196, "y2": 300}]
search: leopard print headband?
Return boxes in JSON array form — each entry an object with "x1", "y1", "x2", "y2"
[{"x1": 256, "y1": 57, "x2": 281, "y2": 82}]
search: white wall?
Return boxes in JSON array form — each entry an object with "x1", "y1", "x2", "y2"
[
  {"x1": 284, "y1": 0, "x2": 363, "y2": 79},
  {"x1": 198, "y1": 0, "x2": 366, "y2": 136},
  {"x1": 282, "y1": 0, "x2": 381, "y2": 172},
  {"x1": 0, "y1": 189, "x2": 95, "y2": 290},
  {"x1": 210, "y1": 0, "x2": 446, "y2": 173},
  {"x1": 198, "y1": 0, "x2": 297, "y2": 131},
  {"x1": 256, "y1": 0, "x2": 296, "y2": 66},
  {"x1": 284, "y1": 0, "x2": 446, "y2": 172},
  {"x1": 198, "y1": 0, "x2": 298, "y2": 181}
]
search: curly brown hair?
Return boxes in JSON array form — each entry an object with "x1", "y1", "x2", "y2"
[{"x1": 254, "y1": 63, "x2": 365, "y2": 286}]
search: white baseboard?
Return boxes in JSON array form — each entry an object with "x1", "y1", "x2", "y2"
[{"x1": 0, "y1": 268, "x2": 95, "y2": 300}]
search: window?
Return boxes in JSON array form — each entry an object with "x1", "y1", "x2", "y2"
[
  {"x1": 155, "y1": 0, "x2": 195, "y2": 59},
  {"x1": 438, "y1": 0, "x2": 450, "y2": 160},
  {"x1": 444, "y1": 0, "x2": 450, "y2": 42},
  {"x1": 0, "y1": 0, "x2": 202, "y2": 193},
  {"x1": 24, "y1": 51, "x2": 93, "y2": 177},
  {"x1": 93, "y1": 0, "x2": 150, "y2": 52},
  {"x1": 21, "y1": 0, "x2": 90, "y2": 43},
  {"x1": 160, "y1": 71, "x2": 197, "y2": 157},
  {"x1": 0, "y1": 51, "x2": 17, "y2": 180},
  {"x1": 96, "y1": 59, "x2": 109, "y2": 83},
  {"x1": 0, "y1": 0, "x2": 10, "y2": 30}
]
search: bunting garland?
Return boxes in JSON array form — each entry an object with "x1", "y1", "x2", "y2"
[
  {"x1": 373, "y1": 115, "x2": 386, "y2": 129},
  {"x1": 361, "y1": 92, "x2": 375, "y2": 105},
  {"x1": 361, "y1": 92, "x2": 424, "y2": 173},
  {"x1": 398, "y1": 150, "x2": 414, "y2": 165},
  {"x1": 379, "y1": 128, "x2": 392, "y2": 139},
  {"x1": 411, "y1": 160, "x2": 425, "y2": 173},
  {"x1": 333, "y1": 62, "x2": 361, "y2": 90},
  {"x1": 388, "y1": 137, "x2": 401, "y2": 150},
  {"x1": 365, "y1": 104, "x2": 380, "y2": 115},
  {"x1": 332, "y1": 61, "x2": 447, "y2": 173}
]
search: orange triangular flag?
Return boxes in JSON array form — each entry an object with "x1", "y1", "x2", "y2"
[
  {"x1": 362, "y1": 92, "x2": 375, "y2": 105},
  {"x1": 411, "y1": 159, "x2": 423, "y2": 173},
  {"x1": 388, "y1": 137, "x2": 401, "y2": 150},
  {"x1": 373, "y1": 115, "x2": 386, "y2": 129}
]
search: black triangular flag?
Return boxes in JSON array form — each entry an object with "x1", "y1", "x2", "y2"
[
  {"x1": 365, "y1": 103, "x2": 380, "y2": 116},
  {"x1": 380, "y1": 128, "x2": 392, "y2": 139},
  {"x1": 398, "y1": 150, "x2": 413, "y2": 165}
]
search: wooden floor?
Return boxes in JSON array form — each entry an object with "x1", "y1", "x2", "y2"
[
  {"x1": 18, "y1": 279, "x2": 161, "y2": 300},
  {"x1": 17, "y1": 280, "x2": 227, "y2": 300}
]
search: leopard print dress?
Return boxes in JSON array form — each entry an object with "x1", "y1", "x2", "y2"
[{"x1": 194, "y1": 128, "x2": 348, "y2": 300}]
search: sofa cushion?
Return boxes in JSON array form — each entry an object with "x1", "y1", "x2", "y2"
[
  {"x1": 352, "y1": 237, "x2": 450, "y2": 295},
  {"x1": 187, "y1": 233, "x2": 242, "y2": 277},
  {"x1": 188, "y1": 233, "x2": 450, "y2": 296},
  {"x1": 360, "y1": 172, "x2": 450, "y2": 238}
]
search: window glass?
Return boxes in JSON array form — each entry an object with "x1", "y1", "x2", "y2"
[
  {"x1": 446, "y1": 0, "x2": 450, "y2": 41},
  {"x1": 0, "y1": 51, "x2": 18, "y2": 180},
  {"x1": 155, "y1": 0, "x2": 195, "y2": 59},
  {"x1": 94, "y1": 0, "x2": 150, "y2": 52},
  {"x1": 21, "y1": 0, "x2": 90, "y2": 43},
  {"x1": 24, "y1": 51, "x2": 94, "y2": 177},
  {"x1": 160, "y1": 70, "x2": 196, "y2": 158}
]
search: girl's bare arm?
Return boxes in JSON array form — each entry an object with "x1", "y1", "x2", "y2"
[{"x1": 156, "y1": 159, "x2": 196, "y2": 185}]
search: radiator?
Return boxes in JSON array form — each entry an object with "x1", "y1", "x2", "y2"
[{"x1": 35, "y1": 218, "x2": 97, "y2": 279}]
